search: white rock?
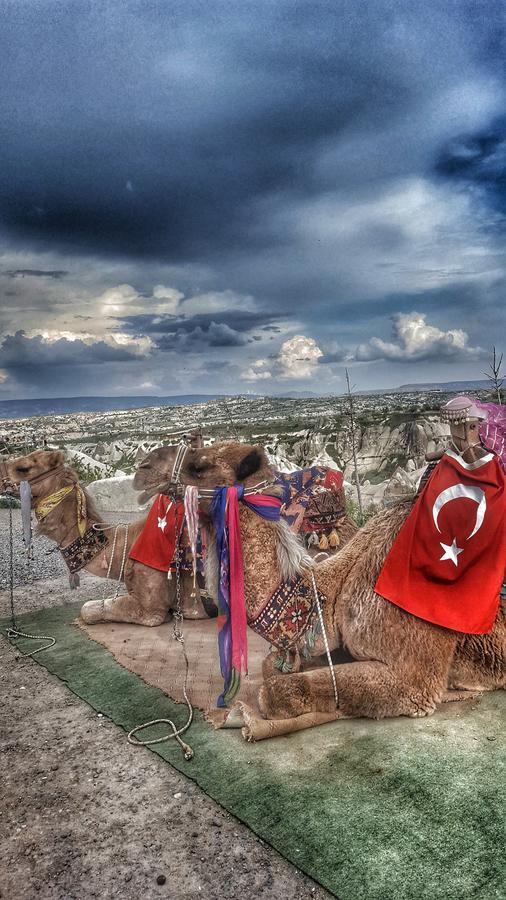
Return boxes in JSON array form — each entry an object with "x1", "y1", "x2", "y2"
[{"x1": 87, "y1": 474, "x2": 148, "y2": 513}]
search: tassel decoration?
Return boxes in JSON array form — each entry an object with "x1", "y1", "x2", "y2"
[
  {"x1": 319, "y1": 533, "x2": 329, "y2": 550},
  {"x1": 328, "y1": 529, "x2": 340, "y2": 548}
]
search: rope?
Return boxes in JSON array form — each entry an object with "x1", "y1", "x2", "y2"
[
  {"x1": 3, "y1": 490, "x2": 56, "y2": 657},
  {"x1": 309, "y1": 569, "x2": 339, "y2": 710},
  {"x1": 127, "y1": 514, "x2": 194, "y2": 761},
  {"x1": 97, "y1": 522, "x2": 130, "y2": 614}
]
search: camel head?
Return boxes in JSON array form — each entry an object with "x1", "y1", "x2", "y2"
[
  {"x1": 134, "y1": 441, "x2": 275, "y2": 504},
  {"x1": 1, "y1": 449, "x2": 67, "y2": 500}
]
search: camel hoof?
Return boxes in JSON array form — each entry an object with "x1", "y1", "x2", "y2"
[
  {"x1": 80, "y1": 599, "x2": 106, "y2": 625},
  {"x1": 258, "y1": 676, "x2": 309, "y2": 720},
  {"x1": 408, "y1": 704, "x2": 436, "y2": 718}
]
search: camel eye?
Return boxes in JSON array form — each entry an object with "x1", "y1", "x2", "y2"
[{"x1": 17, "y1": 466, "x2": 30, "y2": 474}]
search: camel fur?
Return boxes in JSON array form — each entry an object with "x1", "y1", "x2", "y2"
[
  {"x1": 3, "y1": 450, "x2": 200, "y2": 626},
  {"x1": 135, "y1": 441, "x2": 505, "y2": 732}
]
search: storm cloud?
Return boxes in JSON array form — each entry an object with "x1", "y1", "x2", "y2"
[{"x1": 0, "y1": 1, "x2": 505, "y2": 397}]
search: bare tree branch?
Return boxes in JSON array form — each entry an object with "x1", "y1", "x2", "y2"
[
  {"x1": 484, "y1": 346, "x2": 503, "y2": 405},
  {"x1": 345, "y1": 368, "x2": 364, "y2": 522}
]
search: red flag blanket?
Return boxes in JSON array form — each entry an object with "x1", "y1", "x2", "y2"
[
  {"x1": 129, "y1": 495, "x2": 184, "y2": 572},
  {"x1": 375, "y1": 450, "x2": 506, "y2": 634}
]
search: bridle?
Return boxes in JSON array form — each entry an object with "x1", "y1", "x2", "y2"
[
  {"x1": 171, "y1": 442, "x2": 189, "y2": 486},
  {"x1": 0, "y1": 460, "x2": 68, "y2": 494},
  {"x1": 140, "y1": 441, "x2": 278, "y2": 502}
]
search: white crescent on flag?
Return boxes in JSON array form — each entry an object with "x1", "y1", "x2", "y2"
[{"x1": 432, "y1": 484, "x2": 486, "y2": 541}]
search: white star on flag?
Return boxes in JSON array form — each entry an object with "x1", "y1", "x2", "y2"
[
  {"x1": 157, "y1": 516, "x2": 167, "y2": 531},
  {"x1": 439, "y1": 538, "x2": 464, "y2": 566}
]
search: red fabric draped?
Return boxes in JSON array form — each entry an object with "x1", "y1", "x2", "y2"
[
  {"x1": 226, "y1": 487, "x2": 248, "y2": 674},
  {"x1": 375, "y1": 451, "x2": 506, "y2": 634},
  {"x1": 129, "y1": 495, "x2": 183, "y2": 571}
]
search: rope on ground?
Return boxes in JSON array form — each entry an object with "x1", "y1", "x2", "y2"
[{"x1": 127, "y1": 515, "x2": 194, "y2": 761}]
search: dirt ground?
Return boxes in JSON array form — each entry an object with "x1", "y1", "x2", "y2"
[{"x1": 0, "y1": 565, "x2": 330, "y2": 900}]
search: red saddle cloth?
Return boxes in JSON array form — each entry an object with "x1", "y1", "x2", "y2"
[
  {"x1": 375, "y1": 450, "x2": 506, "y2": 634},
  {"x1": 129, "y1": 495, "x2": 183, "y2": 572}
]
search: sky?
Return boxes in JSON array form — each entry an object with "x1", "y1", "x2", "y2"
[{"x1": 0, "y1": 0, "x2": 505, "y2": 399}]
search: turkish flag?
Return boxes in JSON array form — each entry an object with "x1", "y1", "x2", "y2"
[
  {"x1": 375, "y1": 450, "x2": 506, "y2": 634},
  {"x1": 129, "y1": 495, "x2": 183, "y2": 572}
]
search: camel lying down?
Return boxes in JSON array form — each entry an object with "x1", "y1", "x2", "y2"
[
  {"x1": 134, "y1": 441, "x2": 505, "y2": 736},
  {"x1": 2, "y1": 450, "x2": 202, "y2": 625}
]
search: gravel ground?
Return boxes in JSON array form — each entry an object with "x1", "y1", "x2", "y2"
[
  {"x1": 0, "y1": 508, "x2": 67, "y2": 589},
  {"x1": 0, "y1": 518, "x2": 331, "y2": 900},
  {"x1": 0, "y1": 509, "x2": 141, "y2": 591}
]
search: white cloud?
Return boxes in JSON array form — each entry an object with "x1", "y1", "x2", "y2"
[
  {"x1": 0, "y1": 370, "x2": 8, "y2": 384},
  {"x1": 242, "y1": 358, "x2": 272, "y2": 381},
  {"x1": 278, "y1": 335, "x2": 323, "y2": 379},
  {"x1": 152, "y1": 284, "x2": 185, "y2": 312},
  {"x1": 242, "y1": 337, "x2": 325, "y2": 381},
  {"x1": 356, "y1": 312, "x2": 485, "y2": 363}
]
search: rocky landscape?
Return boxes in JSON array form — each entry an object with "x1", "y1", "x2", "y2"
[{"x1": 1, "y1": 390, "x2": 491, "y2": 517}]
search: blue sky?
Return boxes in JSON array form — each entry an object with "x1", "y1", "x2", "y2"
[{"x1": 0, "y1": 0, "x2": 505, "y2": 398}]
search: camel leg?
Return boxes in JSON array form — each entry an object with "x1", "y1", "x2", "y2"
[
  {"x1": 80, "y1": 560, "x2": 170, "y2": 626},
  {"x1": 259, "y1": 650, "x2": 457, "y2": 721},
  {"x1": 450, "y1": 606, "x2": 506, "y2": 692},
  {"x1": 260, "y1": 602, "x2": 458, "y2": 721}
]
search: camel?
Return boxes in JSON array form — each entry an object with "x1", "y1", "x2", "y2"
[
  {"x1": 133, "y1": 440, "x2": 506, "y2": 733},
  {"x1": 1, "y1": 449, "x2": 203, "y2": 626}
]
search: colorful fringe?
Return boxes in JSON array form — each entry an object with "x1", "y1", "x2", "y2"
[{"x1": 211, "y1": 484, "x2": 282, "y2": 707}]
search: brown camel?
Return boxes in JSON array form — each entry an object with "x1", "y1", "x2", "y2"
[
  {"x1": 2, "y1": 449, "x2": 202, "y2": 626},
  {"x1": 134, "y1": 441, "x2": 505, "y2": 732}
]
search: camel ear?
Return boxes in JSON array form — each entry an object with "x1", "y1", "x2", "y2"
[
  {"x1": 45, "y1": 450, "x2": 65, "y2": 468},
  {"x1": 235, "y1": 448, "x2": 264, "y2": 482}
]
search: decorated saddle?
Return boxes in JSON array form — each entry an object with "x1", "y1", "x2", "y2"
[
  {"x1": 275, "y1": 466, "x2": 345, "y2": 547},
  {"x1": 375, "y1": 449, "x2": 506, "y2": 634}
]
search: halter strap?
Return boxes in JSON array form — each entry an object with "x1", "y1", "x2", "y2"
[
  {"x1": 1, "y1": 462, "x2": 67, "y2": 491},
  {"x1": 170, "y1": 443, "x2": 189, "y2": 485}
]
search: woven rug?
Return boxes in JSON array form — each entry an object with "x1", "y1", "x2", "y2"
[
  {"x1": 3, "y1": 603, "x2": 505, "y2": 900},
  {"x1": 78, "y1": 616, "x2": 266, "y2": 724}
]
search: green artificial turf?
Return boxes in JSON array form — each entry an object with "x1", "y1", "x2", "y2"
[{"x1": 3, "y1": 603, "x2": 505, "y2": 900}]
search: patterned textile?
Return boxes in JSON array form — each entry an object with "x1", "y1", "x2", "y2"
[
  {"x1": 275, "y1": 466, "x2": 345, "y2": 533},
  {"x1": 476, "y1": 401, "x2": 506, "y2": 471},
  {"x1": 248, "y1": 574, "x2": 325, "y2": 653},
  {"x1": 61, "y1": 526, "x2": 109, "y2": 574}
]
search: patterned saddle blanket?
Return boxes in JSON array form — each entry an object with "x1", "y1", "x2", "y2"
[{"x1": 275, "y1": 466, "x2": 345, "y2": 534}]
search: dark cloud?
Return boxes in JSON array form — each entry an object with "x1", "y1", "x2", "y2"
[
  {"x1": 4, "y1": 269, "x2": 68, "y2": 279},
  {"x1": 435, "y1": 115, "x2": 506, "y2": 216},
  {"x1": 0, "y1": 331, "x2": 150, "y2": 368},
  {"x1": 156, "y1": 321, "x2": 247, "y2": 350},
  {"x1": 120, "y1": 310, "x2": 281, "y2": 335},
  {"x1": 1, "y1": 0, "x2": 501, "y2": 267},
  {"x1": 0, "y1": 1, "x2": 503, "y2": 396}
]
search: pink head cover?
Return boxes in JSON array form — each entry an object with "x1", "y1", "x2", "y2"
[{"x1": 440, "y1": 395, "x2": 488, "y2": 424}]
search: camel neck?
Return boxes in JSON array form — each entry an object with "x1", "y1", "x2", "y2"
[
  {"x1": 35, "y1": 483, "x2": 99, "y2": 548},
  {"x1": 237, "y1": 505, "x2": 283, "y2": 620}
]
